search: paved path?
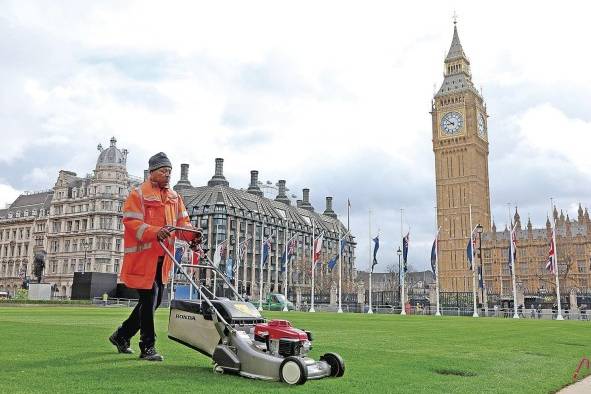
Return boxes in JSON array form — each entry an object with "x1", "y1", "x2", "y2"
[{"x1": 559, "y1": 375, "x2": 591, "y2": 393}]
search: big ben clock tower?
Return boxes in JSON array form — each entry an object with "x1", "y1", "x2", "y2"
[{"x1": 432, "y1": 22, "x2": 492, "y2": 292}]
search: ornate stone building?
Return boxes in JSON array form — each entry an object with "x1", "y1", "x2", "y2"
[
  {"x1": 0, "y1": 191, "x2": 53, "y2": 295},
  {"x1": 432, "y1": 24, "x2": 591, "y2": 299},
  {"x1": 175, "y1": 159, "x2": 356, "y2": 299},
  {"x1": 432, "y1": 23, "x2": 491, "y2": 291},
  {"x1": 0, "y1": 137, "x2": 140, "y2": 298},
  {"x1": 481, "y1": 207, "x2": 591, "y2": 301},
  {"x1": 43, "y1": 137, "x2": 140, "y2": 297}
]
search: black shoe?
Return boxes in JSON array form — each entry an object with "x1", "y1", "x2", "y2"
[
  {"x1": 109, "y1": 331, "x2": 133, "y2": 354},
  {"x1": 140, "y1": 346, "x2": 164, "y2": 361}
]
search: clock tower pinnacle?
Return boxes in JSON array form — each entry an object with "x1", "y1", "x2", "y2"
[{"x1": 432, "y1": 23, "x2": 492, "y2": 292}]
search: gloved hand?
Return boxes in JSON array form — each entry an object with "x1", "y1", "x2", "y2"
[{"x1": 157, "y1": 227, "x2": 172, "y2": 241}]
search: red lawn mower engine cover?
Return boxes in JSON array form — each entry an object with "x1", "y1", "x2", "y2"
[{"x1": 254, "y1": 320, "x2": 312, "y2": 358}]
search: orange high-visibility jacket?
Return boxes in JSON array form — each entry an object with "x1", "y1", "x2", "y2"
[{"x1": 120, "y1": 181, "x2": 194, "y2": 289}]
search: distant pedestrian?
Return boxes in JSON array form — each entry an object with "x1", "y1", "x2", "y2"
[
  {"x1": 580, "y1": 305, "x2": 588, "y2": 321},
  {"x1": 536, "y1": 304, "x2": 542, "y2": 319},
  {"x1": 530, "y1": 307, "x2": 535, "y2": 319},
  {"x1": 517, "y1": 304, "x2": 524, "y2": 318},
  {"x1": 102, "y1": 292, "x2": 108, "y2": 306},
  {"x1": 552, "y1": 303, "x2": 558, "y2": 320}
]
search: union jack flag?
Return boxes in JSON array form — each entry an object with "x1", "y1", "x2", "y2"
[
  {"x1": 239, "y1": 237, "x2": 250, "y2": 260},
  {"x1": 545, "y1": 229, "x2": 556, "y2": 274}
]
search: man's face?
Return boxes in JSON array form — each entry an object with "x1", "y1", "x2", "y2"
[{"x1": 150, "y1": 167, "x2": 172, "y2": 188}]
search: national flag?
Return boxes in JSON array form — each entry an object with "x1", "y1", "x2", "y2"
[
  {"x1": 466, "y1": 234, "x2": 474, "y2": 270},
  {"x1": 372, "y1": 236, "x2": 379, "y2": 272},
  {"x1": 328, "y1": 256, "x2": 338, "y2": 270},
  {"x1": 281, "y1": 237, "x2": 297, "y2": 271},
  {"x1": 340, "y1": 239, "x2": 346, "y2": 255},
  {"x1": 402, "y1": 232, "x2": 409, "y2": 272},
  {"x1": 430, "y1": 237, "x2": 438, "y2": 276},
  {"x1": 226, "y1": 257, "x2": 234, "y2": 280},
  {"x1": 262, "y1": 236, "x2": 272, "y2": 266},
  {"x1": 213, "y1": 240, "x2": 227, "y2": 268},
  {"x1": 466, "y1": 226, "x2": 478, "y2": 270},
  {"x1": 174, "y1": 240, "x2": 188, "y2": 274},
  {"x1": 477, "y1": 265, "x2": 484, "y2": 288},
  {"x1": 239, "y1": 237, "x2": 250, "y2": 261},
  {"x1": 545, "y1": 231, "x2": 556, "y2": 274},
  {"x1": 507, "y1": 225, "x2": 517, "y2": 273},
  {"x1": 313, "y1": 233, "x2": 324, "y2": 264}
]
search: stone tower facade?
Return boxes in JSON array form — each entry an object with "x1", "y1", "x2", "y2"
[{"x1": 432, "y1": 24, "x2": 492, "y2": 292}]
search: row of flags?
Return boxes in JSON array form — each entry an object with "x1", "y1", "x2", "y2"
[
  {"x1": 176, "y1": 231, "x2": 349, "y2": 277},
  {"x1": 174, "y1": 219, "x2": 560, "y2": 282},
  {"x1": 371, "y1": 232, "x2": 410, "y2": 273},
  {"x1": 463, "y1": 223, "x2": 558, "y2": 276}
]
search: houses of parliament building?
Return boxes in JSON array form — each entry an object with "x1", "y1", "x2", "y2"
[{"x1": 433, "y1": 23, "x2": 591, "y2": 298}]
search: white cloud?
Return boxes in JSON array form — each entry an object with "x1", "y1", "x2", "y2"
[
  {"x1": 517, "y1": 103, "x2": 591, "y2": 174},
  {"x1": 1, "y1": 0, "x2": 591, "y2": 271},
  {"x1": 0, "y1": 184, "x2": 21, "y2": 208}
]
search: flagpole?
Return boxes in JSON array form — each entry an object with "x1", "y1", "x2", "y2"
[
  {"x1": 508, "y1": 205, "x2": 519, "y2": 319},
  {"x1": 347, "y1": 199, "x2": 350, "y2": 231},
  {"x1": 368, "y1": 209, "x2": 373, "y2": 314},
  {"x1": 550, "y1": 198, "x2": 564, "y2": 320},
  {"x1": 258, "y1": 222, "x2": 265, "y2": 311},
  {"x1": 469, "y1": 205, "x2": 478, "y2": 317},
  {"x1": 435, "y1": 207, "x2": 441, "y2": 317},
  {"x1": 338, "y1": 226, "x2": 343, "y2": 313},
  {"x1": 283, "y1": 221, "x2": 289, "y2": 312},
  {"x1": 310, "y1": 220, "x2": 316, "y2": 313},
  {"x1": 400, "y1": 208, "x2": 406, "y2": 315}
]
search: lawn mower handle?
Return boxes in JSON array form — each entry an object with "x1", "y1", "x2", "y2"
[
  {"x1": 160, "y1": 226, "x2": 242, "y2": 299},
  {"x1": 157, "y1": 225, "x2": 243, "y2": 331}
]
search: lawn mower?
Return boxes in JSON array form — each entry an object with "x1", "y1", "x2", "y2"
[{"x1": 161, "y1": 226, "x2": 345, "y2": 385}]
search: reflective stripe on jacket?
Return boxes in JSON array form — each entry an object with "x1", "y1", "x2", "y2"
[{"x1": 120, "y1": 181, "x2": 193, "y2": 289}]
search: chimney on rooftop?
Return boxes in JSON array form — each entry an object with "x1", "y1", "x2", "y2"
[
  {"x1": 173, "y1": 163, "x2": 193, "y2": 192},
  {"x1": 300, "y1": 188, "x2": 314, "y2": 212},
  {"x1": 323, "y1": 196, "x2": 337, "y2": 219},
  {"x1": 207, "y1": 158, "x2": 229, "y2": 187},
  {"x1": 275, "y1": 180, "x2": 291, "y2": 205},
  {"x1": 247, "y1": 170, "x2": 263, "y2": 197}
]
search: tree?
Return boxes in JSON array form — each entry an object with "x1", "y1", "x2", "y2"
[{"x1": 386, "y1": 264, "x2": 399, "y2": 292}]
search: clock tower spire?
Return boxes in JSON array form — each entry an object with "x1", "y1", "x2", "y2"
[{"x1": 432, "y1": 22, "x2": 492, "y2": 292}]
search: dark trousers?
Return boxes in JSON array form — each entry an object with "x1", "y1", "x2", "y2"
[{"x1": 118, "y1": 258, "x2": 164, "y2": 349}]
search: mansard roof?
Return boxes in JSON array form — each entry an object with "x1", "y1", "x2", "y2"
[{"x1": 180, "y1": 185, "x2": 351, "y2": 240}]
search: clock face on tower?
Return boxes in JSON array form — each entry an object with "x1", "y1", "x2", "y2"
[
  {"x1": 478, "y1": 112, "x2": 486, "y2": 137},
  {"x1": 440, "y1": 111, "x2": 464, "y2": 135}
]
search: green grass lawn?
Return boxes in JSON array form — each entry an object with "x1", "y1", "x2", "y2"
[{"x1": 0, "y1": 306, "x2": 589, "y2": 393}]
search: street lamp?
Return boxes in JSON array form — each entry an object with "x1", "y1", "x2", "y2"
[
  {"x1": 81, "y1": 240, "x2": 89, "y2": 274},
  {"x1": 396, "y1": 247, "x2": 402, "y2": 310},
  {"x1": 476, "y1": 224, "x2": 484, "y2": 315}
]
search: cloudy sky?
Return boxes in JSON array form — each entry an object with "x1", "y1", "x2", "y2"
[{"x1": 1, "y1": 1, "x2": 590, "y2": 272}]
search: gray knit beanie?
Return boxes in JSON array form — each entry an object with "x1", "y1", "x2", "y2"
[{"x1": 148, "y1": 152, "x2": 172, "y2": 172}]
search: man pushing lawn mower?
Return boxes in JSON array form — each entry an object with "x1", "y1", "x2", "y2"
[{"x1": 109, "y1": 152, "x2": 199, "y2": 361}]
